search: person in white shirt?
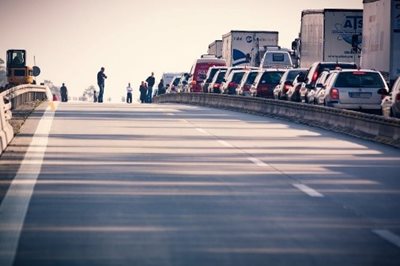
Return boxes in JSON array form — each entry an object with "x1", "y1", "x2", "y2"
[{"x1": 126, "y1": 83, "x2": 133, "y2": 103}]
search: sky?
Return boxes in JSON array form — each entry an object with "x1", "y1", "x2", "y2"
[{"x1": 0, "y1": 0, "x2": 363, "y2": 101}]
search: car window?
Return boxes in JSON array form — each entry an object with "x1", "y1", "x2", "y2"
[
  {"x1": 246, "y1": 72, "x2": 259, "y2": 84},
  {"x1": 216, "y1": 71, "x2": 227, "y2": 83},
  {"x1": 287, "y1": 70, "x2": 306, "y2": 82},
  {"x1": 260, "y1": 72, "x2": 284, "y2": 84},
  {"x1": 232, "y1": 72, "x2": 245, "y2": 83},
  {"x1": 335, "y1": 72, "x2": 385, "y2": 88}
]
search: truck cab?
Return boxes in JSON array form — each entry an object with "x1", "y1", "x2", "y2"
[{"x1": 6, "y1": 49, "x2": 35, "y2": 86}]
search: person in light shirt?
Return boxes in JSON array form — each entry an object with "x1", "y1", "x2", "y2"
[{"x1": 126, "y1": 83, "x2": 133, "y2": 103}]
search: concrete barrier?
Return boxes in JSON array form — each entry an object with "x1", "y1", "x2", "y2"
[
  {"x1": 0, "y1": 85, "x2": 52, "y2": 155},
  {"x1": 154, "y1": 93, "x2": 400, "y2": 148}
]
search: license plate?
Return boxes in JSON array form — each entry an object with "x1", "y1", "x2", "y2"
[{"x1": 349, "y1": 92, "x2": 372, "y2": 98}]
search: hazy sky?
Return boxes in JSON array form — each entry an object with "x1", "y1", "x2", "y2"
[{"x1": 0, "y1": 0, "x2": 362, "y2": 101}]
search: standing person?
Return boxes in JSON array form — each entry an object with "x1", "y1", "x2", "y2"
[
  {"x1": 97, "y1": 67, "x2": 107, "y2": 103},
  {"x1": 60, "y1": 83, "x2": 68, "y2": 102},
  {"x1": 139, "y1": 81, "x2": 147, "y2": 103},
  {"x1": 145, "y1": 72, "x2": 155, "y2": 103},
  {"x1": 157, "y1": 79, "x2": 166, "y2": 95},
  {"x1": 126, "y1": 83, "x2": 133, "y2": 103}
]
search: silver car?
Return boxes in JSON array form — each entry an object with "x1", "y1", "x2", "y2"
[
  {"x1": 381, "y1": 76, "x2": 400, "y2": 118},
  {"x1": 322, "y1": 69, "x2": 389, "y2": 113}
]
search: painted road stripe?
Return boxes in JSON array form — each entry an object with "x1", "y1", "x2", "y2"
[
  {"x1": 195, "y1": 128, "x2": 208, "y2": 135},
  {"x1": 217, "y1": 140, "x2": 234, "y2": 148},
  {"x1": 373, "y1": 230, "x2": 400, "y2": 248},
  {"x1": 0, "y1": 106, "x2": 56, "y2": 266},
  {"x1": 248, "y1": 157, "x2": 268, "y2": 167},
  {"x1": 293, "y1": 184, "x2": 324, "y2": 198},
  {"x1": 166, "y1": 113, "x2": 175, "y2": 116}
]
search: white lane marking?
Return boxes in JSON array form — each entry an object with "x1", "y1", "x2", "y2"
[
  {"x1": 373, "y1": 230, "x2": 400, "y2": 248},
  {"x1": 179, "y1": 119, "x2": 188, "y2": 123},
  {"x1": 166, "y1": 113, "x2": 175, "y2": 116},
  {"x1": 293, "y1": 184, "x2": 324, "y2": 198},
  {"x1": 247, "y1": 157, "x2": 268, "y2": 167},
  {"x1": 195, "y1": 128, "x2": 208, "y2": 135},
  {"x1": 0, "y1": 106, "x2": 55, "y2": 266},
  {"x1": 217, "y1": 140, "x2": 234, "y2": 148}
]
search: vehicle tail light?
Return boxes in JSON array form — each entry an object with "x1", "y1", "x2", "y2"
[
  {"x1": 213, "y1": 83, "x2": 220, "y2": 89},
  {"x1": 396, "y1": 93, "x2": 400, "y2": 102},
  {"x1": 229, "y1": 82, "x2": 237, "y2": 88},
  {"x1": 283, "y1": 84, "x2": 291, "y2": 92},
  {"x1": 243, "y1": 84, "x2": 250, "y2": 91},
  {"x1": 330, "y1": 88, "x2": 339, "y2": 100},
  {"x1": 191, "y1": 80, "x2": 196, "y2": 86},
  {"x1": 312, "y1": 71, "x2": 319, "y2": 83}
]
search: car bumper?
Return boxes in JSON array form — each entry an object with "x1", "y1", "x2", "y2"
[{"x1": 327, "y1": 102, "x2": 381, "y2": 110}]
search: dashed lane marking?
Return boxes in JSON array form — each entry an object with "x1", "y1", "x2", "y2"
[
  {"x1": 195, "y1": 128, "x2": 208, "y2": 135},
  {"x1": 293, "y1": 184, "x2": 324, "y2": 198},
  {"x1": 217, "y1": 140, "x2": 234, "y2": 148},
  {"x1": 247, "y1": 157, "x2": 268, "y2": 167}
]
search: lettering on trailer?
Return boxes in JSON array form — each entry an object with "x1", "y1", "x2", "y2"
[
  {"x1": 395, "y1": 0, "x2": 400, "y2": 32},
  {"x1": 331, "y1": 15, "x2": 363, "y2": 55}
]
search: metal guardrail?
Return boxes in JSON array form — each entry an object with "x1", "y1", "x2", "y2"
[
  {"x1": 0, "y1": 85, "x2": 53, "y2": 155},
  {"x1": 154, "y1": 93, "x2": 400, "y2": 148}
]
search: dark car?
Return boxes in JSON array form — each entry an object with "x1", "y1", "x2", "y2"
[{"x1": 250, "y1": 69, "x2": 285, "y2": 98}]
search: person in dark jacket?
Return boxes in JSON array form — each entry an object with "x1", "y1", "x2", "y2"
[
  {"x1": 145, "y1": 72, "x2": 155, "y2": 103},
  {"x1": 139, "y1": 81, "x2": 147, "y2": 103},
  {"x1": 97, "y1": 67, "x2": 107, "y2": 103},
  {"x1": 157, "y1": 79, "x2": 166, "y2": 95},
  {"x1": 60, "y1": 83, "x2": 68, "y2": 102}
]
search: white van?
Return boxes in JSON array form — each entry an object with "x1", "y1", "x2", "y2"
[{"x1": 260, "y1": 50, "x2": 293, "y2": 69}]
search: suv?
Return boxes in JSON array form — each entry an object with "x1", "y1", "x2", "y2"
[
  {"x1": 250, "y1": 69, "x2": 285, "y2": 98},
  {"x1": 322, "y1": 69, "x2": 389, "y2": 113},
  {"x1": 208, "y1": 69, "x2": 227, "y2": 93}
]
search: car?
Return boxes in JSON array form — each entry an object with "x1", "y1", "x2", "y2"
[
  {"x1": 208, "y1": 69, "x2": 227, "y2": 93},
  {"x1": 220, "y1": 69, "x2": 248, "y2": 95},
  {"x1": 250, "y1": 69, "x2": 285, "y2": 98},
  {"x1": 202, "y1": 66, "x2": 227, "y2": 93},
  {"x1": 381, "y1": 76, "x2": 400, "y2": 118},
  {"x1": 299, "y1": 62, "x2": 358, "y2": 103},
  {"x1": 260, "y1": 49, "x2": 293, "y2": 69},
  {"x1": 302, "y1": 61, "x2": 358, "y2": 89},
  {"x1": 322, "y1": 69, "x2": 389, "y2": 113},
  {"x1": 237, "y1": 69, "x2": 261, "y2": 96},
  {"x1": 286, "y1": 72, "x2": 307, "y2": 102},
  {"x1": 273, "y1": 68, "x2": 308, "y2": 100},
  {"x1": 167, "y1": 76, "x2": 181, "y2": 93},
  {"x1": 307, "y1": 71, "x2": 332, "y2": 104},
  {"x1": 176, "y1": 73, "x2": 190, "y2": 93},
  {"x1": 187, "y1": 56, "x2": 226, "y2": 93}
]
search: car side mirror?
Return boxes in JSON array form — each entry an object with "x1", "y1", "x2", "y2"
[{"x1": 377, "y1": 88, "x2": 390, "y2": 96}]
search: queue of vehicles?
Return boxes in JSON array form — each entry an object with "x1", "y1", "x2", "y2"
[{"x1": 163, "y1": 2, "x2": 400, "y2": 119}]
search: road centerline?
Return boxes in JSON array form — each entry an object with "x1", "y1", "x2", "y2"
[{"x1": 293, "y1": 184, "x2": 324, "y2": 198}]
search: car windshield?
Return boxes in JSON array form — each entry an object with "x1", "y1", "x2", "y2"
[
  {"x1": 207, "y1": 69, "x2": 219, "y2": 82},
  {"x1": 232, "y1": 72, "x2": 245, "y2": 83},
  {"x1": 173, "y1": 78, "x2": 181, "y2": 86},
  {"x1": 216, "y1": 71, "x2": 227, "y2": 83},
  {"x1": 245, "y1": 72, "x2": 259, "y2": 84},
  {"x1": 335, "y1": 72, "x2": 385, "y2": 88}
]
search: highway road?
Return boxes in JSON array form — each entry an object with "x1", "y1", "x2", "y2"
[{"x1": 0, "y1": 102, "x2": 400, "y2": 266}]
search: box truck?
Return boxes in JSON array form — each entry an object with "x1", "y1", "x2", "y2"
[
  {"x1": 361, "y1": 0, "x2": 400, "y2": 85},
  {"x1": 208, "y1": 40, "x2": 223, "y2": 58},
  {"x1": 222, "y1": 30, "x2": 279, "y2": 67},
  {"x1": 298, "y1": 9, "x2": 363, "y2": 68}
]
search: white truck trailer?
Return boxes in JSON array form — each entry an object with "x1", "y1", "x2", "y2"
[
  {"x1": 208, "y1": 40, "x2": 223, "y2": 58},
  {"x1": 222, "y1": 30, "x2": 279, "y2": 67},
  {"x1": 361, "y1": 0, "x2": 400, "y2": 85},
  {"x1": 298, "y1": 9, "x2": 363, "y2": 68}
]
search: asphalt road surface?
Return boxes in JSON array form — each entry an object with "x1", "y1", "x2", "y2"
[{"x1": 0, "y1": 102, "x2": 400, "y2": 266}]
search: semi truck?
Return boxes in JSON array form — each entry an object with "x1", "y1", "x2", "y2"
[
  {"x1": 222, "y1": 30, "x2": 279, "y2": 67},
  {"x1": 297, "y1": 9, "x2": 363, "y2": 68},
  {"x1": 361, "y1": 0, "x2": 400, "y2": 85},
  {"x1": 208, "y1": 40, "x2": 223, "y2": 58}
]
